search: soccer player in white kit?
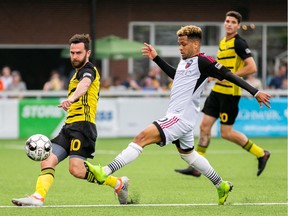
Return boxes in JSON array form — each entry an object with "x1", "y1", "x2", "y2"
[{"x1": 85, "y1": 25, "x2": 271, "y2": 205}]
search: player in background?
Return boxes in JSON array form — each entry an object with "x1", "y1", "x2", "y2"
[
  {"x1": 175, "y1": 11, "x2": 271, "y2": 177},
  {"x1": 85, "y1": 25, "x2": 271, "y2": 205},
  {"x1": 12, "y1": 34, "x2": 129, "y2": 206}
]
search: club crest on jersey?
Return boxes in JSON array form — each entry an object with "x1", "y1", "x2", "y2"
[
  {"x1": 215, "y1": 62, "x2": 223, "y2": 70},
  {"x1": 185, "y1": 60, "x2": 193, "y2": 69},
  {"x1": 245, "y1": 48, "x2": 251, "y2": 54}
]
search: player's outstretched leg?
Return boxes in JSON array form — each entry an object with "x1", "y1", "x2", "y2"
[
  {"x1": 257, "y1": 150, "x2": 271, "y2": 176},
  {"x1": 217, "y1": 181, "x2": 233, "y2": 205},
  {"x1": 12, "y1": 194, "x2": 44, "y2": 206}
]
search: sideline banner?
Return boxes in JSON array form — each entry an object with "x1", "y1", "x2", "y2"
[
  {"x1": 19, "y1": 99, "x2": 66, "y2": 138},
  {"x1": 13, "y1": 97, "x2": 288, "y2": 139},
  {"x1": 233, "y1": 97, "x2": 287, "y2": 137}
]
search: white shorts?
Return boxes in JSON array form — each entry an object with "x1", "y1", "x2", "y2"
[{"x1": 153, "y1": 114, "x2": 194, "y2": 151}]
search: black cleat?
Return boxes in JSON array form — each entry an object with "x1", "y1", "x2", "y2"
[
  {"x1": 257, "y1": 150, "x2": 271, "y2": 176},
  {"x1": 174, "y1": 166, "x2": 202, "y2": 177}
]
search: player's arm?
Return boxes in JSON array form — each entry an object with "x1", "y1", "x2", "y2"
[
  {"x1": 142, "y1": 43, "x2": 176, "y2": 79},
  {"x1": 153, "y1": 56, "x2": 176, "y2": 79},
  {"x1": 215, "y1": 64, "x2": 270, "y2": 108},
  {"x1": 58, "y1": 68, "x2": 94, "y2": 111},
  {"x1": 69, "y1": 77, "x2": 91, "y2": 102},
  {"x1": 234, "y1": 38, "x2": 257, "y2": 77},
  {"x1": 199, "y1": 56, "x2": 271, "y2": 108},
  {"x1": 235, "y1": 57, "x2": 257, "y2": 77}
]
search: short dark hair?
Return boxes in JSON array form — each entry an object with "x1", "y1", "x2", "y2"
[
  {"x1": 226, "y1": 11, "x2": 242, "y2": 23},
  {"x1": 69, "y1": 34, "x2": 91, "y2": 50}
]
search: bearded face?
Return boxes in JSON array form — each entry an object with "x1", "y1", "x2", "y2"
[
  {"x1": 71, "y1": 51, "x2": 87, "y2": 69},
  {"x1": 70, "y1": 43, "x2": 90, "y2": 69}
]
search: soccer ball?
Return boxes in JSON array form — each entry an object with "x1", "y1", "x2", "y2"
[{"x1": 25, "y1": 134, "x2": 52, "y2": 161}]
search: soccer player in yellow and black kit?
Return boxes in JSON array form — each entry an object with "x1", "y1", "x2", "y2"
[
  {"x1": 12, "y1": 34, "x2": 129, "y2": 206},
  {"x1": 175, "y1": 11, "x2": 270, "y2": 177}
]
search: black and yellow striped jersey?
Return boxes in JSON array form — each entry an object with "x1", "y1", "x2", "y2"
[
  {"x1": 212, "y1": 34, "x2": 252, "y2": 96},
  {"x1": 65, "y1": 62, "x2": 100, "y2": 124}
]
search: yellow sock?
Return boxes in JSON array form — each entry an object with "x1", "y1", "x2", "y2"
[
  {"x1": 35, "y1": 168, "x2": 55, "y2": 199},
  {"x1": 243, "y1": 139, "x2": 264, "y2": 158},
  {"x1": 196, "y1": 145, "x2": 207, "y2": 157},
  {"x1": 104, "y1": 175, "x2": 118, "y2": 188}
]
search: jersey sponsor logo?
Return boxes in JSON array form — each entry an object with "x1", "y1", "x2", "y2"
[
  {"x1": 215, "y1": 62, "x2": 223, "y2": 70},
  {"x1": 245, "y1": 48, "x2": 251, "y2": 54},
  {"x1": 158, "y1": 117, "x2": 168, "y2": 122}
]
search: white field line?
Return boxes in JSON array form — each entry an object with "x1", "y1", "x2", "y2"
[
  {"x1": 0, "y1": 145, "x2": 286, "y2": 155},
  {"x1": 0, "y1": 202, "x2": 287, "y2": 208}
]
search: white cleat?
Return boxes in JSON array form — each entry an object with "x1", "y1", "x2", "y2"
[
  {"x1": 115, "y1": 176, "x2": 129, "y2": 205},
  {"x1": 12, "y1": 195, "x2": 44, "y2": 206}
]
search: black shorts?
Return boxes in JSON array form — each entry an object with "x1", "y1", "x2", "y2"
[
  {"x1": 202, "y1": 91, "x2": 241, "y2": 125},
  {"x1": 51, "y1": 121, "x2": 97, "y2": 159}
]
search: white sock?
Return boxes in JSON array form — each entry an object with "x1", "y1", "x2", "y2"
[
  {"x1": 105, "y1": 142, "x2": 143, "y2": 175},
  {"x1": 179, "y1": 151, "x2": 222, "y2": 186}
]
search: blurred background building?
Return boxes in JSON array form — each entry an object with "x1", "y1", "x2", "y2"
[{"x1": 0, "y1": 0, "x2": 286, "y2": 89}]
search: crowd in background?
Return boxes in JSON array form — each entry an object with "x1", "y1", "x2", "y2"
[
  {"x1": 0, "y1": 66, "x2": 27, "y2": 93},
  {"x1": 0, "y1": 62, "x2": 287, "y2": 95}
]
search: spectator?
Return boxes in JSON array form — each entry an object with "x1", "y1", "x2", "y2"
[
  {"x1": 141, "y1": 67, "x2": 161, "y2": 91},
  {"x1": 0, "y1": 66, "x2": 13, "y2": 90},
  {"x1": 0, "y1": 79, "x2": 4, "y2": 91},
  {"x1": 268, "y1": 63, "x2": 287, "y2": 89},
  {"x1": 110, "y1": 77, "x2": 127, "y2": 91},
  {"x1": 245, "y1": 73, "x2": 263, "y2": 89},
  {"x1": 6, "y1": 70, "x2": 27, "y2": 98},
  {"x1": 43, "y1": 70, "x2": 65, "y2": 91},
  {"x1": 100, "y1": 77, "x2": 112, "y2": 91},
  {"x1": 121, "y1": 74, "x2": 141, "y2": 90},
  {"x1": 282, "y1": 78, "x2": 288, "y2": 89}
]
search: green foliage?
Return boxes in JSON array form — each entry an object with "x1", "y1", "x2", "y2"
[{"x1": 0, "y1": 138, "x2": 287, "y2": 216}]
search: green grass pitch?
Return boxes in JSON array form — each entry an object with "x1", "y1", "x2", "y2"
[{"x1": 0, "y1": 137, "x2": 287, "y2": 216}]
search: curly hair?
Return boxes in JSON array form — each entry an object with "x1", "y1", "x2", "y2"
[
  {"x1": 69, "y1": 34, "x2": 91, "y2": 50},
  {"x1": 176, "y1": 25, "x2": 202, "y2": 40}
]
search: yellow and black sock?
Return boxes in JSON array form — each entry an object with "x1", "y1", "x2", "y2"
[
  {"x1": 196, "y1": 145, "x2": 208, "y2": 157},
  {"x1": 243, "y1": 139, "x2": 265, "y2": 158},
  {"x1": 85, "y1": 169, "x2": 97, "y2": 183},
  {"x1": 104, "y1": 175, "x2": 118, "y2": 189},
  {"x1": 35, "y1": 167, "x2": 55, "y2": 199}
]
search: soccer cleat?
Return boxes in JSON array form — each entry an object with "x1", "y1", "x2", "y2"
[
  {"x1": 84, "y1": 161, "x2": 107, "y2": 184},
  {"x1": 257, "y1": 150, "x2": 271, "y2": 176},
  {"x1": 217, "y1": 181, "x2": 233, "y2": 205},
  {"x1": 174, "y1": 166, "x2": 202, "y2": 177},
  {"x1": 115, "y1": 176, "x2": 129, "y2": 205},
  {"x1": 12, "y1": 195, "x2": 44, "y2": 206}
]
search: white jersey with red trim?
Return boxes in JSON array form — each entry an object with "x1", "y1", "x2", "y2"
[{"x1": 167, "y1": 56, "x2": 208, "y2": 127}]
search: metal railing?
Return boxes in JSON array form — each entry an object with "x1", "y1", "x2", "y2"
[{"x1": 0, "y1": 89, "x2": 287, "y2": 99}]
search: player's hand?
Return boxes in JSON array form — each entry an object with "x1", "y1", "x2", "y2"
[
  {"x1": 207, "y1": 77, "x2": 215, "y2": 82},
  {"x1": 58, "y1": 98, "x2": 74, "y2": 111},
  {"x1": 255, "y1": 91, "x2": 271, "y2": 108},
  {"x1": 142, "y1": 43, "x2": 158, "y2": 60}
]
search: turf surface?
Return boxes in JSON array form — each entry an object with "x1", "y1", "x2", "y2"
[{"x1": 0, "y1": 137, "x2": 287, "y2": 215}]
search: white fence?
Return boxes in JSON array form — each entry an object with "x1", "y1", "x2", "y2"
[{"x1": 0, "y1": 89, "x2": 287, "y2": 139}]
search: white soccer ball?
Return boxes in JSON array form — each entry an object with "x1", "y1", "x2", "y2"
[{"x1": 25, "y1": 134, "x2": 52, "y2": 161}]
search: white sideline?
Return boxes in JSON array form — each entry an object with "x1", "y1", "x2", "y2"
[
  {"x1": 1, "y1": 145, "x2": 286, "y2": 155},
  {"x1": 1, "y1": 202, "x2": 287, "y2": 208}
]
